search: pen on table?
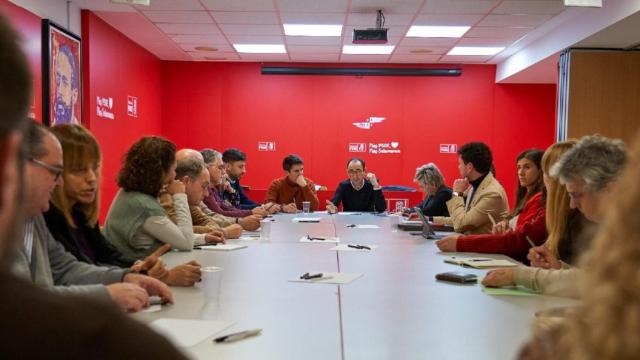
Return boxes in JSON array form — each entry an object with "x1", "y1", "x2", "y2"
[
  {"x1": 193, "y1": 243, "x2": 217, "y2": 249},
  {"x1": 214, "y1": 329, "x2": 262, "y2": 343},
  {"x1": 300, "y1": 272, "x2": 323, "y2": 280},
  {"x1": 525, "y1": 235, "x2": 536, "y2": 248},
  {"x1": 488, "y1": 213, "x2": 496, "y2": 226},
  {"x1": 348, "y1": 244, "x2": 371, "y2": 250}
]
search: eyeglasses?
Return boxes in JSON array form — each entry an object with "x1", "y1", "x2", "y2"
[
  {"x1": 29, "y1": 158, "x2": 63, "y2": 182},
  {"x1": 348, "y1": 169, "x2": 364, "y2": 174}
]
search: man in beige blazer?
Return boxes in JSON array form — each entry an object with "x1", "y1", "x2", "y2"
[{"x1": 435, "y1": 142, "x2": 509, "y2": 234}]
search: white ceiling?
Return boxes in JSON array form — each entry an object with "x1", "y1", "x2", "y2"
[{"x1": 67, "y1": 0, "x2": 640, "y2": 83}]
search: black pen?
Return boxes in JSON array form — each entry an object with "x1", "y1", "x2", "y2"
[
  {"x1": 305, "y1": 273, "x2": 323, "y2": 279},
  {"x1": 214, "y1": 329, "x2": 262, "y2": 343},
  {"x1": 348, "y1": 244, "x2": 371, "y2": 250}
]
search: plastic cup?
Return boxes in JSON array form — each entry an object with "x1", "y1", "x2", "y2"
[
  {"x1": 260, "y1": 220, "x2": 271, "y2": 240},
  {"x1": 388, "y1": 213, "x2": 400, "y2": 228},
  {"x1": 201, "y1": 266, "x2": 223, "y2": 301},
  {"x1": 302, "y1": 201, "x2": 311, "y2": 214},
  {"x1": 394, "y1": 201, "x2": 405, "y2": 214}
]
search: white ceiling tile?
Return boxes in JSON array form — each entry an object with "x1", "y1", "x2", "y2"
[
  {"x1": 457, "y1": 37, "x2": 512, "y2": 47},
  {"x1": 134, "y1": 0, "x2": 205, "y2": 11},
  {"x1": 399, "y1": 37, "x2": 459, "y2": 47},
  {"x1": 178, "y1": 43, "x2": 234, "y2": 52},
  {"x1": 142, "y1": 11, "x2": 213, "y2": 23},
  {"x1": 238, "y1": 53, "x2": 291, "y2": 61},
  {"x1": 347, "y1": 12, "x2": 414, "y2": 27},
  {"x1": 171, "y1": 34, "x2": 229, "y2": 44},
  {"x1": 286, "y1": 36, "x2": 342, "y2": 45},
  {"x1": 493, "y1": 1, "x2": 565, "y2": 15},
  {"x1": 287, "y1": 45, "x2": 341, "y2": 53},
  {"x1": 73, "y1": 0, "x2": 136, "y2": 12},
  {"x1": 201, "y1": 0, "x2": 275, "y2": 12},
  {"x1": 228, "y1": 35, "x2": 284, "y2": 44},
  {"x1": 465, "y1": 26, "x2": 532, "y2": 39},
  {"x1": 440, "y1": 54, "x2": 493, "y2": 63},
  {"x1": 277, "y1": 0, "x2": 347, "y2": 13},
  {"x1": 390, "y1": 54, "x2": 443, "y2": 63},
  {"x1": 280, "y1": 12, "x2": 345, "y2": 24},
  {"x1": 219, "y1": 24, "x2": 283, "y2": 35},
  {"x1": 340, "y1": 54, "x2": 391, "y2": 63},
  {"x1": 210, "y1": 11, "x2": 279, "y2": 24},
  {"x1": 289, "y1": 53, "x2": 340, "y2": 62},
  {"x1": 156, "y1": 23, "x2": 221, "y2": 35},
  {"x1": 414, "y1": 14, "x2": 485, "y2": 26},
  {"x1": 350, "y1": 0, "x2": 423, "y2": 14},
  {"x1": 423, "y1": 0, "x2": 499, "y2": 14},
  {"x1": 478, "y1": 14, "x2": 553, "y2": 27},
  {"x1": 394, "y1": 46, "x2": 450, "y2": 55}
]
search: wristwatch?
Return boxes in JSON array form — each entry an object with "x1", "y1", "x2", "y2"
[{"x1": 452, "y1": 191, "x2": 463, "y2": 197}]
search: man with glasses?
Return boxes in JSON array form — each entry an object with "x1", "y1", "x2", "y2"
[
  {"x1": 12, "y1": 120, "x2": 174, "y2": 311},
  {"x1": 326, "y1": 158, "x2": 386, "y2": 213}
]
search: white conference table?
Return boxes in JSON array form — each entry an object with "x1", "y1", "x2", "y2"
[{"x1": 133, "y1": 213, "x2": 577, "y2": 360}]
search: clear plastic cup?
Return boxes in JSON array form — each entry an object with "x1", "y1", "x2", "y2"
[
  {"x1": 201, "y1": 266, "x2": 223, "y2": 301},
  {"x1": 260, "y1": 220, "x2": 271, "y2": 240},
  {"x1": 302, "y1": 201, "x2": 311, "y2": 214}
]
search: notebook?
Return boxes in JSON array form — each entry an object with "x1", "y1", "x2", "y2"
[{"x1": 444, "y1": 256, "x2": 517, "y2": 269}]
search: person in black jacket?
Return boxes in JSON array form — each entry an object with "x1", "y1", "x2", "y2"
[
  {"x1": 326, "y1": 158, "x2": 387, "y2": 213},
  {"x1": 45, "y1": 124, "x2": 201, "y2": 286},
  {"x1": 408, "y1": 163, "x2": 452, "y2": 218}
]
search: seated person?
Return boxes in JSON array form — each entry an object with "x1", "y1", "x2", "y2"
[
  {"x1": 105, "y1": 137, "x2": 221, "y2": 260},
  {"x1": 407, "y1": 163, "x2": 451, "y2": 218},
  {"x1": 0, "y1": 20, "x2": 185, "y2": 358},
  {"x1": 326, "y1": 158, "x2": 386, "y2": 213},
  {"x1": 436, "y1": 144, "x2": 568, "y2": 263},
  {"x1": 482, "y1": 136, "x2": 627, "y2": 298},
  {"x1": 435, "y1": 142, "x2": 509, "y2": 234},
  {"x1": 201, "y1": 148, "x2": 277, "y2": 217},
  {"x1": 12, "y1": 120, "x2": 173, "y2": 312},
  {"x1": 222, "y1": 148, "x2": 260, "y2": 210},
  {"x1": 517, "y1": 135, "x2": 640, "y2": 360},
  {"x1": 44, "y1": 124, "x2": 201, "y2": 286},
  {"x1": 265, "y1": 154, "x2": 319, "y2": 213}
]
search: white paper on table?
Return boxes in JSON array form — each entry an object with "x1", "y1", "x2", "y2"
[
  {"x1": 292, "y1": 217, "x2": 322, "y2": 223},
  {"x1": 299, "y1": 236, "x2": 340, "y2": 243},
  {"x1": 196, "y1": 244, "x2": 247, "y2": 251},
  {"x1": 330, "y1": 244, "x2": 378, "y2": 252},
  {"x1": 142, "y1": 304, "x2": 162, "y2": 313},
  {"x1": 338, "y1": 212, "x2": 363, "y2": 216},
  {"x1": 289, "y1": 272, "x2": 362, "y2": 285},
  {"x1": 149, "y1": 318, "x2": 234, "y2": 347},
  {"x1": 351, "y1": 224, "x2": 380, "y2": 229},
  {"x1": 237, "y1": 232, "x2": 261, "y2": 240}
]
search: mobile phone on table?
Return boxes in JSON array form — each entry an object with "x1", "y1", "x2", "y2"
[{"x1": 435, "y1": 271, "x2": 477, "y2": 284}]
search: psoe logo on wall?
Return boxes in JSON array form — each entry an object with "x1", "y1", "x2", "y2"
[
  {"x1": 348, "y1": 143, "x2": 367, "y2": 153},
  {"x1": 127, "y1": 96, "x2": 138, "y2": 118},
  {"x1": 439, "y1": 144, "x2": 457, "y2": 153},
  {"x1": 353, "y1": 116, "x2": 386, "y2": 130},
  {"x1": 96, "y1": 96, "x2": 114, "y2": 120},
  {"x1": 258, "y1": 141, "x2": 276, "y2": 151},
  {"x1": 369, "y1": 141, "x2": 401, "y2": 155}
]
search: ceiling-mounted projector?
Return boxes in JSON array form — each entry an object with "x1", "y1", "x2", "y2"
[{"x1": 353, "y1": 10, "x2": 388, "y2": 44}]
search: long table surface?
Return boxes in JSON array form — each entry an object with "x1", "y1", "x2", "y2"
[{"x1": 133, "y1": 212, "x2": 578, "y2": 359}]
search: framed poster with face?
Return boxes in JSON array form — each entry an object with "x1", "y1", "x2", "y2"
[{"x1": 42, "y1": 19, "x2": 82, "y2": 126}]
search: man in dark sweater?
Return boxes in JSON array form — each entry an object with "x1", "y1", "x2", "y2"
[
  {"x1": 222, "y1": 148, "x2": 260, "y2": 210},
  {"x1": 326, "y1": 158, "x2": 387, "y2": 213}
]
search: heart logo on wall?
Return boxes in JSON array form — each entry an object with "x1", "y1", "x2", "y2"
[{"x1": 391, "y1": 142, "x2": 399, "y2": 148}]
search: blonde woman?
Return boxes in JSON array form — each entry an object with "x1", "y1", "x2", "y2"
[
  {"x1": 483, "y1": 136, "x2": 627, "y2": 298},
  {"x1": 518, "y1": 133, "x2": 640, "y2": 359},
  {"x1": 45, "y1": 124, "x2": 201, "y2": 286}
]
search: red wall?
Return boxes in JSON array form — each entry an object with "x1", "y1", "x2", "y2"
[
  {"x1": 162, "y1": 62, "x2": 556, "y2": 204},
  {"x1": 82, "y1": 11, "x2": 163, "y2": 221},
  {"x1": 0, "y1": 0, "x2": 42, "y2": 121}
]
